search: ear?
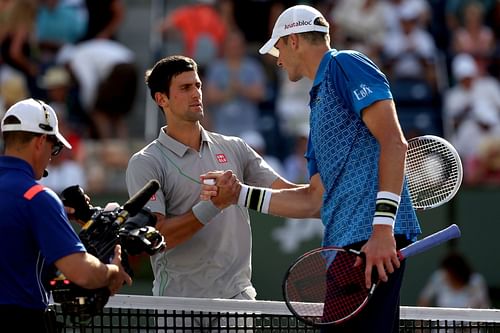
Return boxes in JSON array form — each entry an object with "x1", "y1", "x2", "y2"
[
  {"x1": 154, "y1": 92, "x2": 169, "y2": 109},
  {"x1": 31, "y1": 135, "x2": 46, "y2": 161},
  {"x1": 290, "y1": 34, "x2": 300, "y2": 50},
  {"x1": 34, "y1": 135, "x2": 46, "y2": 152}
]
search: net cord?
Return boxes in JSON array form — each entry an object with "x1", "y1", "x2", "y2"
[{"x1": 105, "y1": 295, "x2": 500, "y2": 323}]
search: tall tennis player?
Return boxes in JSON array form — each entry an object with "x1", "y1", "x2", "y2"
[{"x1": 200, "y1": 5, "x2": 421, "y2": 333}]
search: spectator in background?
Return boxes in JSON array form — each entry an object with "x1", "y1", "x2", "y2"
[
  {"x1": 382, "y1": 1, "x2": 438, "y2": 90},
  {"x1": 444, "y1": 0, "x2": 496, "y2": 34},
  {"x1": 418, "y1": 251, "x2": 490, "y2": 308},
  {"x1": 158, "y1": 0, "x2": 228, "y2": 72},
  {"x1": 240, "y1": 130, "x2": 285, "y2": 177},
  {"x1": 0, "y1": 0, "x2": 42, "y2": 99},
  {"x1": 450, "y1": 1, "x2": 495, "y2": 75},
  {"x1": 283, "y1": 125, "x2": 309, "y2": 184},
  {"x1": 38, "y1": 66, "x2": 87, "y2": 193},
  {"x1": 36, "y1": 0, "x2": 87, "y2": 65},
  {"x1": 383, "y1": 0, "x2": 431, "y2": 35},
  {"x1": 330, "y1": 0, "x2": 387, "y2": 63},
  {"x1": 57, "y1": 39, "x2": 138, "y2": 139},
  {"x1": 204, "y1": 30, "x2": 267, "y2": 136},
  {"x1": 79, "y1": 0, "x2": 124, "y2": 41},
  {"x1": 274, "y1": 69, "x2": 312, "y2": 139},
  {"x1": 0, "y1": 72, "x2": 29, "y2": 114},
  {"x1": 38, "y1": 66, "x2": 87, "y2": 136},
  {"x1": 443, "y1": 53, "x2": 500, "y2": 183}
]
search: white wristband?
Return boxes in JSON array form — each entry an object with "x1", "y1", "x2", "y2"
[
  {"x1": 192, "y1": 200, "x2": 221, "y2": 225},
  {"x1": 238, "y1": 184, "x2": 272, "y2": 214},
  {"x1": 372, "y1": 191, "x2": 401, "y2": 228}
]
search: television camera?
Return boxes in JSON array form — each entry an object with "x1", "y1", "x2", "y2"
[{"x1": 48, "y1": 179, "x2": 165, "y2": 321}]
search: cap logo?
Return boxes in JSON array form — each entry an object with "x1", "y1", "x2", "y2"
[
  {"x1": 284, "y1": 20, "x2": 313, "y2": 30},
  {"x1": 36, "y1": 99, "x2": 54, "y2": 132}
]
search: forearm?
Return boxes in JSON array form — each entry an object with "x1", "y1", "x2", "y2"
[
  {"x1": 154, "y1": 212, "x2": 205, "y2": 249},
  {"x1": 240, "y1": 175, "x2": 323, "y2": 218},
  {"x1": 268, "y1": 186, "x2": 321, "y2": 218},
  {"x1": 56, "y1": 252, "x2": 118, "y2": 289},
  {"x1": 377, "y1": 137, "x2": 407, "y2": 194}
]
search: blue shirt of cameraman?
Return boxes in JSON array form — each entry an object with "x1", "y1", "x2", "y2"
[{"x1": 0, "y1": 156, "x2": 85, "y2": 310}]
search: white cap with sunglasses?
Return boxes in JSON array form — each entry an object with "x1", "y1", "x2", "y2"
[
  {"x1": 1, "y1": 98, "x2": 72, "y2": 150},
  {"x1": 259, "y1": 5, "x2": 329, "y2": 57}
]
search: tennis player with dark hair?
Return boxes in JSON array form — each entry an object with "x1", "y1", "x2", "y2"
[
  {"x1": 201, "y1": 5, "x2": 421, "y2": 332},
  {"x1": 0, "y1": 98, "x2": 131, "y2": 332},
  {"x1": 125, "y1": 55, "x2": 298, "y2": 300}
]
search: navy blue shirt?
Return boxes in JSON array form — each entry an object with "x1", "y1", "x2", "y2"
[
  {"x1": 306, "y1": 49, "x2": 421, "y2": 247},
  {"x1": 0, "y1": 156, "x2": 85, "y2": 309}
]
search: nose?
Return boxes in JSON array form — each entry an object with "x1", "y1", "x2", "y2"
[
  {"x1": 277, "y1": 57, "x2": 283, "y2": 67},
  {"x1": 193, "y1": 87, "x2": 202, "y2": 98}
]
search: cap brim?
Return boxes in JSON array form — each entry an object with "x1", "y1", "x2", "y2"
[
  {"x1": 56, "y1": 133, "x2": 72, "y2": 149},
  {"x1": 259, "y1": 37, "x2": 280, "y2": 57}
]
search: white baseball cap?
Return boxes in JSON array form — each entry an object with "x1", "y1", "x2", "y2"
[
  {"x1": 452, "y1": 53, "x2": 478, "y2": 81},
  {"x1": 259, "y1": 5, "x2": 329, "y2": 57},
  {"x1": 1, "y1": 98, "x2": 72, "y2": 149}
]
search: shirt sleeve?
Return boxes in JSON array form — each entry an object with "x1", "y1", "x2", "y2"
[
  {"x1": 336, "y1": 51, "x2": 393, "y2": 117},
  {"x1": 30, "y1": 189, "x2": 85, "y2": 265},
  {"x1": 126, "y1": 152, "x2": 166, "y2": 215},
  {"x1": 236, "y1": 139, "x2": 280, "y2": 187}
]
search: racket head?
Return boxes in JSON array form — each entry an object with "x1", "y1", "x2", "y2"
[
  {"x1": 405, "y1": 135, "x2": 463, "y2": 210},
  {"x1": 282, "y1": 247, "x2": 375, "y2": 327}
]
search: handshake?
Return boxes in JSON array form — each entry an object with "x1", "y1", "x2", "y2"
[
  {"x1": 200, "y1": 170, "x2": 241, "y2": 209},
  {"x1": 198, "y1": 170, "x2": 276, "y2": 218}
]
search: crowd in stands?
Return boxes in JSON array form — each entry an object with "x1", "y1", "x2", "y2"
[{"x1": 2, "y1": 0, "x2": 500, "y2": 193}]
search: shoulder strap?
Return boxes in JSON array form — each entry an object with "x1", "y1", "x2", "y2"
[{"x1": 24, "y1": 184, "x2": 45, "y2": 200}]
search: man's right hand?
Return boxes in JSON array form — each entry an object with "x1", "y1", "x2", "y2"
[
  {"x1": 107, "y1": 244, "x2": 132, "y2": 295},
  {"x1": 200, "y1": 170, "x2": 241, "y2": 209}
]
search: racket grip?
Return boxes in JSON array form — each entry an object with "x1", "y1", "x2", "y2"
[{"x1": 399, "y1": 224, "x2": 461, "y2": 259}]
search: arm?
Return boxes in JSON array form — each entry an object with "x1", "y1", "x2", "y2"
[
  {"x1": 267, "y1": 174, "x2": 323, "y2": 218},
  {"x1": 95, "y1": 0, "x2": 124, "y2": 39},
  {"x1": 357, "y1": 99, "x2": 408, "y2": 287},
  {"x1": 201, "y1": 171, "x2": 323, "y2": 219},
  {"x1": 153, "y1": 211, "x2": 205, "y2": 249},
  {"x1": 55, "y1": 245, "x2": 131, "y2": 295},
  {"x1": 8, "y1": 27, "x2": 38, "y2": 76}
]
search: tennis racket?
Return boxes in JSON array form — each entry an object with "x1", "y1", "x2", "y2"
[
  {"x1": 283, "y1": 224, "x2": 461, "y2": 327},
  {"x1": 405, "y1": 135, "x2": 463, "y2": 210}
]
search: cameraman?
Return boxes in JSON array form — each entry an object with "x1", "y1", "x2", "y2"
[{"x1": 0, "y1": 99, "x2": 132, "y2": 332}]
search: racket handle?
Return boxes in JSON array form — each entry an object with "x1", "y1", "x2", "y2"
[{"x1": 399, "y1": 224, "x2": 461, "y2": 259}]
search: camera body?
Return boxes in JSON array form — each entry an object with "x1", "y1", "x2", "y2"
[{"x1": 49, "y1": 185, "x2": 165, "y2": 321}]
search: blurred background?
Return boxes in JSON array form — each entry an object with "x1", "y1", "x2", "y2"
[{"x1": 1, "y1": 0, "x2": 500, "y2": 307}]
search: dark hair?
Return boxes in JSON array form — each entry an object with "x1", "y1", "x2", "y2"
[
  {"x1": 441, "y1": 252, "x2": 472, "y2": 285},
  {"x1": 145, "y1": 55, "x2": 198, "y2": 99}
]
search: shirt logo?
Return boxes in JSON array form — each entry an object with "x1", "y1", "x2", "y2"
[
  {"x1": 150, "y1": 194, "x2": 157, "y2": 201},
  {"x1": 353, "y1": 84, "x2": 373, "y2": 101},
  {"x1": 216, "y1": 154, "x2": 228, "y2": 163}
]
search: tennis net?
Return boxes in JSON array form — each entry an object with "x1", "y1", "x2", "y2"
[{"x1": 54, "y1": 294, "x2": 500, "y2": 332}]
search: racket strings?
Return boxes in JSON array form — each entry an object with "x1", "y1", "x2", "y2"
[
  {"x1": 323, "y1": 252, "x2": 367, "y2": 322},
  {"x1": 285, "y1": 249, "x2": 368, "y2": 325},
  {"x1": 405, "y1": 139, "x2": 461, "y2": 209}
]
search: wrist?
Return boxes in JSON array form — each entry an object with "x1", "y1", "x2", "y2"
[
  {"x1": 372, "y1": 191, "x2": 401, "y2": 229},
  {"x1": 192, "y1": 200, "x2": 221, "y2": 225},
  {"x1": 237, "y1": 184, "x2": 272, "y2": 214}
]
